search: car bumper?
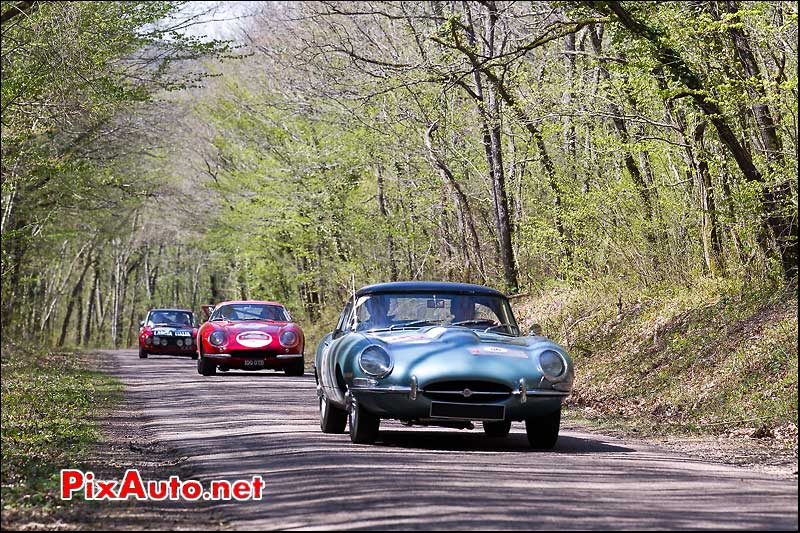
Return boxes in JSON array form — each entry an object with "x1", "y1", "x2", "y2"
[
  {"x1": 205, "y1": 352, "x2": 302, "y2": 369},
  {"x1": 143, "y1": 345, "x2": 196, "y2": 356},
  {"x1": 346, "y1": 381, "x2": 568, "y2": 422}
]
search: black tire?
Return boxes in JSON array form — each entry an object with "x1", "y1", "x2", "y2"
[
  {"x1": 483, "y1": 420, "x2": 512, "y2": 437},
  {"x1": 525, "y1": 407, "x2": 561, "y2": 449},
  {"x1": 319, "y1": 395, "x2": 347, "y2": 434},
  {"x1": 348, "y1": 399, "x2": 380, "y2": 444},
  {"x1": 284, "y1": 359, "x2": 305, "y2": 377},
  {"x1": 138, "y1": 347, "x2": 148, "y2": 359},
  {"x1": 197, "y1": 349, "x2": 216, "y2": 376}
]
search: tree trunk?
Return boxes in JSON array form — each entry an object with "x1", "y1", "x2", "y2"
[{"x1": 595, "y1": 0, "x2": 798, "y2": 277}]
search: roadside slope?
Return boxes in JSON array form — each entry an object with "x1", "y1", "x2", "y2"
[{"x1": 512, "y1": 277, "x2": 798, "y2": 451}]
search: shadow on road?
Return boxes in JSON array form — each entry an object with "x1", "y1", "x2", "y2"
[{"x1": 375, "y1": 430, "x2": 634, "y2": 454}]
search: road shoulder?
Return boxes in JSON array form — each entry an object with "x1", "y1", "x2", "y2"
[{"x1": 80, "y1": 351, "x2": 225, "y2": 531}]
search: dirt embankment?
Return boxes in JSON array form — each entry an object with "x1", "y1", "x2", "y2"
[{"x1": 511, "y1": 278, "x2": 799, "y2": 470}]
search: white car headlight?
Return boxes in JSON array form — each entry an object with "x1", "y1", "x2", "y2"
[
  {"x1": 358, "y1": 345, "x2": 393, "y2": 378},
  {"x1": 538, "y1": 350, "x2": 566, "y2": 381}
]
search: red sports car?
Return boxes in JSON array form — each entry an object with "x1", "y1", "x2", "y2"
[
  {"x1": 138, "y1": 308, "x2": 199, "y2": 359},
  {"x1": 196, "y1": 300, "x2": 305, "y2": 376}
]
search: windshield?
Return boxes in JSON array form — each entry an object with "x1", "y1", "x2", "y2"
[
  {"x1": 210, "y1": 304, "x2": 289, "y2": 322},
  {"x1": 147, "y1": 310, "x2": 194, "y2": 327},
  {"x1": 351, "y1": 292, "x2": 519, "y2": 336}
]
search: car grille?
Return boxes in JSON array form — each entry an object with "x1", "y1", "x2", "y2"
[
  {"x1": 227, "y1": 350, "x2": 277, "y2": 359},
  {"x1": 423, "y1": 380, "x2": 512, "y2": 403}
]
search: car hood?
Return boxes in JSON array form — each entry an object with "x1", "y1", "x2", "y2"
[
  {"x1": 216, "y1": 320, "x2": 289, "y2": 332},
  {"x1": 358, "y1": 326, "x2": 571, "y2": 389}
]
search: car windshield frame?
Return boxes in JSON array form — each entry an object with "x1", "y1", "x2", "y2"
[
  {"x1": 347, "y1": 291, "x2": 520, "y2": 336},
  {"x1": 209, "y1": 303, "x2": 289, "y2": 322},
  {"x1": 147, "y1": 310, "x2": 195, "y2": 327}
]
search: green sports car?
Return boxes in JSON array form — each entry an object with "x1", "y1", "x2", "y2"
[{"x1": 313, "y1": 281, "x2": 574, "y2": 447}]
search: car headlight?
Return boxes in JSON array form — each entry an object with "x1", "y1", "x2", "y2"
[
  {"x1": 279, "y1": 330, "x2": 298, "y2": 348},
  {"x1": 176, "y1": 339, "x2": 184, "y2": 347},
  {"x1": 209, "y1": 331, "x2": 227, "y2": 346},
  {"x1": 144, "y1": 336, "x2": 152, "y2": 345},
  {"x1": 358, "y1": 345, "x2": 393, "y2": 378},
  {"x1": 160, "y1": 338, "x2": 168, "y2": 346},
  {"x1": 539, "y1": 350, "x2": 566, "y2": 381}
]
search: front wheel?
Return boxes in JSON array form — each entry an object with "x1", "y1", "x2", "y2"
[
  {"x1": 483, "y1": 420, "x2": 512, "y2": 437},
  {"x1": 138, "y1": 347, "x2": 148, "y2": 359},
  {"x1": 197, "y1": 350, "x2": 216, "y2": 376},
  {"x1": 284, "y1": 359, "x2": 304, "y2": 377},
  {"x1": 525, "y1": 407, "x2": 561, "y2": 449},
  {"x1": 348, "y1": 399, "x2": 380, "y2": 444},
  {"x1": 319, "y1": 395, "x2": 347, "y2": 434}
]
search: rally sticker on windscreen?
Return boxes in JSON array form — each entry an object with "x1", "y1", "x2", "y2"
[{"x1": 468, "y1": 346, "x2": 528, "y2": 358}]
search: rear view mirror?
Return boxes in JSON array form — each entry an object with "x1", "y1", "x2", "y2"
[{"x1": 528, "y1": 323, "x2": 543, "y2": 336}]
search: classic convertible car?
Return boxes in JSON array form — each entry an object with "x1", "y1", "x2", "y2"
[
  {"x1": 196, "y1": 300, "x2": 305, "y2": 376},
  {"x1": 314, "y1": 282, "x2": 573, "y2": 447},
  {"x1": 138, "y1": 308, "x2": 198, "y2": 359}
]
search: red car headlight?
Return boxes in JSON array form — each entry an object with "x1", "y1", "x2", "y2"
[
  {"x1": 279, "y1": 330, "x2": 298, "y2": 348},
  {"x1": 209, "y1": 331, "x2": 227, "y2": 346}
]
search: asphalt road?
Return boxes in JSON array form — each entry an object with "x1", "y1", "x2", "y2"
[{"x1": 104, "y1": 350, "x2": 798, "y2": 530}]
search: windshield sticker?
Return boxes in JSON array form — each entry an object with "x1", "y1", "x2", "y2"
[
  {"x1": 236, "y1": 331, "x2": 272, "y2": 348},
  {"x1": 383, "y1": 333, "x2": 428, "y2": 344},
  {"x1": 468, "y1": 346, "x2": 528, "y2": 358}
]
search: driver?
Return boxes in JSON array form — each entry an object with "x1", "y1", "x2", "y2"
[
  {"x1": 451, "y1": 296, "x2": 475, "y2": 323},
  {"x1": 360, "y1": 295, "x2": 391, "y2": 330}
]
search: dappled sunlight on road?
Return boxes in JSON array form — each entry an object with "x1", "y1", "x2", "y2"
[{"x1": 101, "y1": 350, "x2": 798, "y2": 530}]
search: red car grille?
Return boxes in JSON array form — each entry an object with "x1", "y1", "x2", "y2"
[{"x1": 227, "y1": 350, "x2": 278, "y2": 359}]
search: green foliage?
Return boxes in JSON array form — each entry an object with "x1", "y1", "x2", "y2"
[{"x1": 1, "y1": 342, "x2": 122, "y2": 521}]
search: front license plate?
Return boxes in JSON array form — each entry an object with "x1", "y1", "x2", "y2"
[
  {"x1": 243, "y1": 359, "x2": 265, "y2": 367},
  {"x1": 430, "y1": 402, "x2": 505, "y2": 421}
]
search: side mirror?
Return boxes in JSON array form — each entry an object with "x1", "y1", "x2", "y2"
[
  {"x1": 528, "y1": 323, "x2": 543, "y2": 336},
  {"x1": 139, "y1": 320, "x2": 145, "y2": 328}
]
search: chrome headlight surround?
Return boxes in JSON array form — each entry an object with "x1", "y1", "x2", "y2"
[
  {"x1": 537, "y1": 349, "x2": 568, "y2": 382},
  {"x1": 358, "y1": 345, "x2": 393, "y2": 378},
  {"x1": 279, "y1": 329, "x2": 299, "y2": 348},
  {"x1": 209, "y1": 330, "x2": 227, "y2": 347}
]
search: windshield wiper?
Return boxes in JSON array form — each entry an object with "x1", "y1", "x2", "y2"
[
  {"x1": 452, "y1": 319, "x2": 498, "y2": 327},
  {"x1": 388, "y1": 319, "x2": 443, "y2": 330},
  {"x1": 483, "y1": 323, "x2": 516, "y2": 335}
]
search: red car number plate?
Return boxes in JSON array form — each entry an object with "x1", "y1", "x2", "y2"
[{"x1": 244, "y1": 359, "x2": 265, "y2": 367}]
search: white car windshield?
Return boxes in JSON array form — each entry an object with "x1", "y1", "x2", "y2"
[{"x1": 351, "y1": 293, "x2": 519, "y2": 336}]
